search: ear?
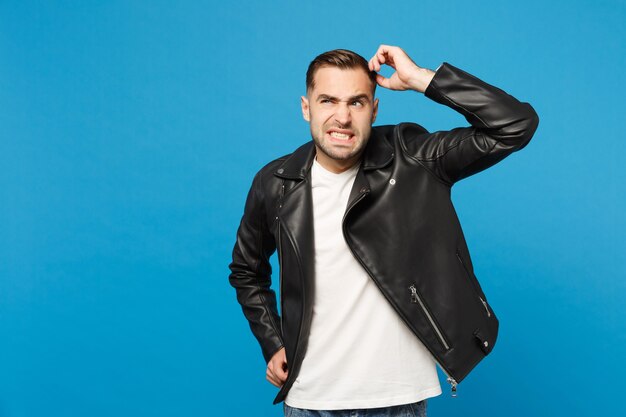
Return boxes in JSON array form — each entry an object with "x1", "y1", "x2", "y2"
[
  {"x1": 371, "y1": 97, "x2": 379, "y2": 124},
  {"x1": 300, "y1": 96, "x2": 310, "y2": 122}
]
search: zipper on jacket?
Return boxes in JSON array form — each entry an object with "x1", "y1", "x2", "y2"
[
  {"x1": 409, "y1": 284, "x2": 450, "y2": 351},
  {"x1": 279, "y1": 182, "x2": 285, "y2": 208},
  {"x1": 456, "y1": 251, "x2": 491, "y2": 317},
  {"x1": 277, "y1": 181, "x2": 285, "y2": 335},
  {"x1": 479, "y1": 296, "x2": 491, "y2": 317},
  {"x1": 277, "y1": 220, "x2": 284, "y2": 335},
  {"x1": 408, "y1": 284, "x2": 459, "y2": 395},
  {"x1": 446, "y1": 376, "x2": 458, "y2": 397},
  {"x1": 341, "y1": 188, "x2": 459, "y2": 396},
  {"x1": 275, "y1": 179, "x2": 307, "y2": 398}
]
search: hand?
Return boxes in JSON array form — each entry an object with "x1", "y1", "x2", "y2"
[
  {"x1": 266, "y1": 347, "x2": 288, "y2": 388},
  {"x1": 368, "y1": 45, "x2": 436, "y2": 93}
]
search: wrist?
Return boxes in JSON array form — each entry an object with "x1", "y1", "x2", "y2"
[{"x1": 407, "y1": 67, "x2": 436, "y2": 93}]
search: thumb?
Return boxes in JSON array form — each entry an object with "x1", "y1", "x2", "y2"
[
  {"x1": 376, "y1": 73, "x2": 392, "y2": 89},
  {"x1": 275, "y1": 358, "x2": 289, "y2": 380}
]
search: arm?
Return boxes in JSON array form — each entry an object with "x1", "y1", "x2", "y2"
[
  {"x1": 369, "y1": 45, "x2": 539, "y2": 185},
  {"x1": 228, "y1": 170, "x2": 284, "y2": 364}
]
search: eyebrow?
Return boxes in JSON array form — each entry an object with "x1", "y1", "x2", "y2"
[{"x1": 316, "y1": 94, "x2": 371, "y2": 102}]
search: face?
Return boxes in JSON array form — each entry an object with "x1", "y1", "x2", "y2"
[{"x1": 301, "y1": 66, "x2": 378, "y2": 173}]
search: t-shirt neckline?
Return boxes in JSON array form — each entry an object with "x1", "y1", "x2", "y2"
[{"x1": 313, "y1": 157, "x2": 361, "y2": 180}]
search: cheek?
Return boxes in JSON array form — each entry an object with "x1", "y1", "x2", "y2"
[
  {"x1": 357, "y1": 117, "x2": 373, "y2": 132},
  {"x1": 312, "y1": 114, "x2": 331, "y2": 129}
]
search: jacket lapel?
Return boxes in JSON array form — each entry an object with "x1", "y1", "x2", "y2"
[
  {"x1": 346, "y1": 128, "x2": 395, "y2": 210},
  {"x1": 274, "y1": 128, "x2": 395, "y2": 236},
  {"x1": 272, "y1": 142, "x2": 316, "y2": 389},
  {"x1": 269, "y1": 131, "x2": 394, "y2": 403},
  {"x1": 273, "y1": 142, "x2": 316, "y2": 266}
]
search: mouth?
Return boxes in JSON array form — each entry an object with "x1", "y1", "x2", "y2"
[{"x1": 326, "y1": 129, "x2": 355, "y2": 143}]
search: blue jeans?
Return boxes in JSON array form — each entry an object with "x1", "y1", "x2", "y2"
[{"x1": 283, "y1": 400, "x2": 427, "y2": 417}]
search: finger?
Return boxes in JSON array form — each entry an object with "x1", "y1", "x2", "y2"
[
  {"x1": 268, "y1": 359, "x2": 289, "y2": 383},
  {"x1": 374, "y1": 44, "x2": 388, "y2": 58},
  {"x1": 266, "y1": 363, "x2": 278, "y2": 382},
  {"x1": 376, "y1": 44, "x2": 402, "y2": 69},
  {"x1": 372, "y1": 45, "x2": 392, "y2": 69},
  {"x1": 378, "y1": 44, "x2": 399, "y2": 55},
  {"x1": 274, "y1": 361, "x2": 289, "y2": 382},
  {"x1": 372, "y1": 51, "x2": 385, "y2": 70},
  {"x1": 375, "y1": 44, "x2": 395, "y2": 62},
  {"x1": 266, "y1": 369, "x2": 282, "y2": 387},
  {"x1": 378, "y1": 51, "x2": 396, "y2": 69},
  {"x1": 376, "y1": 73, "x2": 392, "y2": 89},
  {"x1": 368, "y1": 57, "x2": 374, "y2": 72},
  {"x1": 369, "y1": 56, "x2": 381, "y2": 72},
  {"x1": 266, "y1": 374, "x2": 280, "y2": 387},
  {"x1": 377, "y1": 51, "x2": 386, "y2": 65}
]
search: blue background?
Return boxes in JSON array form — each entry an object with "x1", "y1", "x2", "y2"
[{"x1": 1, "y1": 1, "x2": 624, "y2": 416}]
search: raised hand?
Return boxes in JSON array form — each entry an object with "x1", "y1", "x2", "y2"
[{"x1": 368, "y1": 45, "x2": 436, "y2": 93}]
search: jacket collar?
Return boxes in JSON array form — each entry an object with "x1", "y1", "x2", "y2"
[{"x1": 273, "y1": 128, "x2": 394, "y2": 180}]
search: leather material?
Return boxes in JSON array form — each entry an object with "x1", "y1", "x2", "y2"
[{"x1": 228, "y1": 62, "x2": 539, "y2": 404}]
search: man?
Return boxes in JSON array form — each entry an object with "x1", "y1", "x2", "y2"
[{"x1": 229, "y1": 45, "x2": 539, "y2": 416}]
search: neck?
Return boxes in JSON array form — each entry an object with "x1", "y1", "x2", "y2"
[{"x1": 314, "y1": 150, "x2": 361, "y2": 174}]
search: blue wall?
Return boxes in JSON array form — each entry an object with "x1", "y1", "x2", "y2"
[{"x1": 1, "y1": 1, "x2": 624, "y2": 416}]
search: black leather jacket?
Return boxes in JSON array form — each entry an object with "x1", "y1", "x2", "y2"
[{"x1": 228, "y1": 62, "x2": 539, "y2": 404}]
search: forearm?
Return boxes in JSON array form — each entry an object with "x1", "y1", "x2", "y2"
[
  {"x1": 229, "y1": 263, "x2": 284, "y2": 362},
  {"x1": 228, "y1": 171, "x2": 284, "y2": 363},
  {"x1": 400, "y1": 62, "x2": 539, "y2": 184},
  {"x1": 424, "y1": 62, "x2": 539, "y2": 147}
]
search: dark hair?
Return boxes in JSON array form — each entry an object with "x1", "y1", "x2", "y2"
[{"x1": 306, "y1": 49, "x2": 377, "y2": 95}]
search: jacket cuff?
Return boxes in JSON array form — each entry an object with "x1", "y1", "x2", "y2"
[
  {"x1": 262, "y1": 337, "x2": 285, "y2": 364},
  {"x1": 423, "y1": 63, "x2": 444, "y2": 93},
  {"x1": 424, "y1": 62, "x2": 455, "y2": 101}
]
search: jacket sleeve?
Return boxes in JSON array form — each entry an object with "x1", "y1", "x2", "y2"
[
  {"x1": 228, "y1": 170, "x2": 284, "y2": 363},
  {"x1": 400, "y1": 62, "x2": 540, "y2": 186}
]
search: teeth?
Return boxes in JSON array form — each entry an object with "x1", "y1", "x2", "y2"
[{"x1": 330, "y1": 131, "x2": 351, "y2": 139}]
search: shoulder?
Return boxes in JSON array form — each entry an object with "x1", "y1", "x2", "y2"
[
  {"x1": 373, "y1": 123, "x2": 430, "y2": 150},
  {"x1": 245, "y1": 157, "x2": 286, "y2": 196},
  {"x1": 257, "y1": 155, "x2": 289, "y2": 177},
  {"x1": 373, "y1": 122, "x2": 430, "y2": 138},
  {"x1": 250, "y1": 142, "x2": 307, "y2": 188}
]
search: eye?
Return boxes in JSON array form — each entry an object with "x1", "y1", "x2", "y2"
[{"x1": 351, "y1": 100, "x2": 364, "y2": 107}]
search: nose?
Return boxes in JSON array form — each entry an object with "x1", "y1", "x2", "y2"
[{"x1": 334, "y1": 102, "x2": 351, "y2": 126}]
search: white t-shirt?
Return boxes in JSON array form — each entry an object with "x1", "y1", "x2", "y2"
[{"x1": 284, "y1": 157, "x2": 442, "y2": 410}]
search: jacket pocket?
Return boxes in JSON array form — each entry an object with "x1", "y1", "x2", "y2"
[
  {"x1": 456, "y1": 250, "x2": 491, "y2": 318},
  {"x1": 409, "y1": 283, "x2": 452, "y2": 351}
]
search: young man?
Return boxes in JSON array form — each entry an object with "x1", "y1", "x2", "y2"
[{"x1": 229, "y1": 45, "x2": 539, "y2": 417}]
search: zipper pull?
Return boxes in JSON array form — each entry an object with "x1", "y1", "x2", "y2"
[
  {"x1": 409, "y1": 284, "x2": 418, "y2": 303},
  {"x1": 479, "y1": 296, "x2": 491, "y2": 317},
  {"x1": 278, "y1": 182, "x2": 285, "y2": 212},
  {"x1": 447, "y1": 377, "x2": 458, "y2": 397},
  {"x1": 280, "y1": 182, "x2": 285, "y2": 203}
]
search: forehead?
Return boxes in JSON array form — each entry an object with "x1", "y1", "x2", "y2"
[{"x1": 310, "y1": 66, "x2": 374, "y2": 98}]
